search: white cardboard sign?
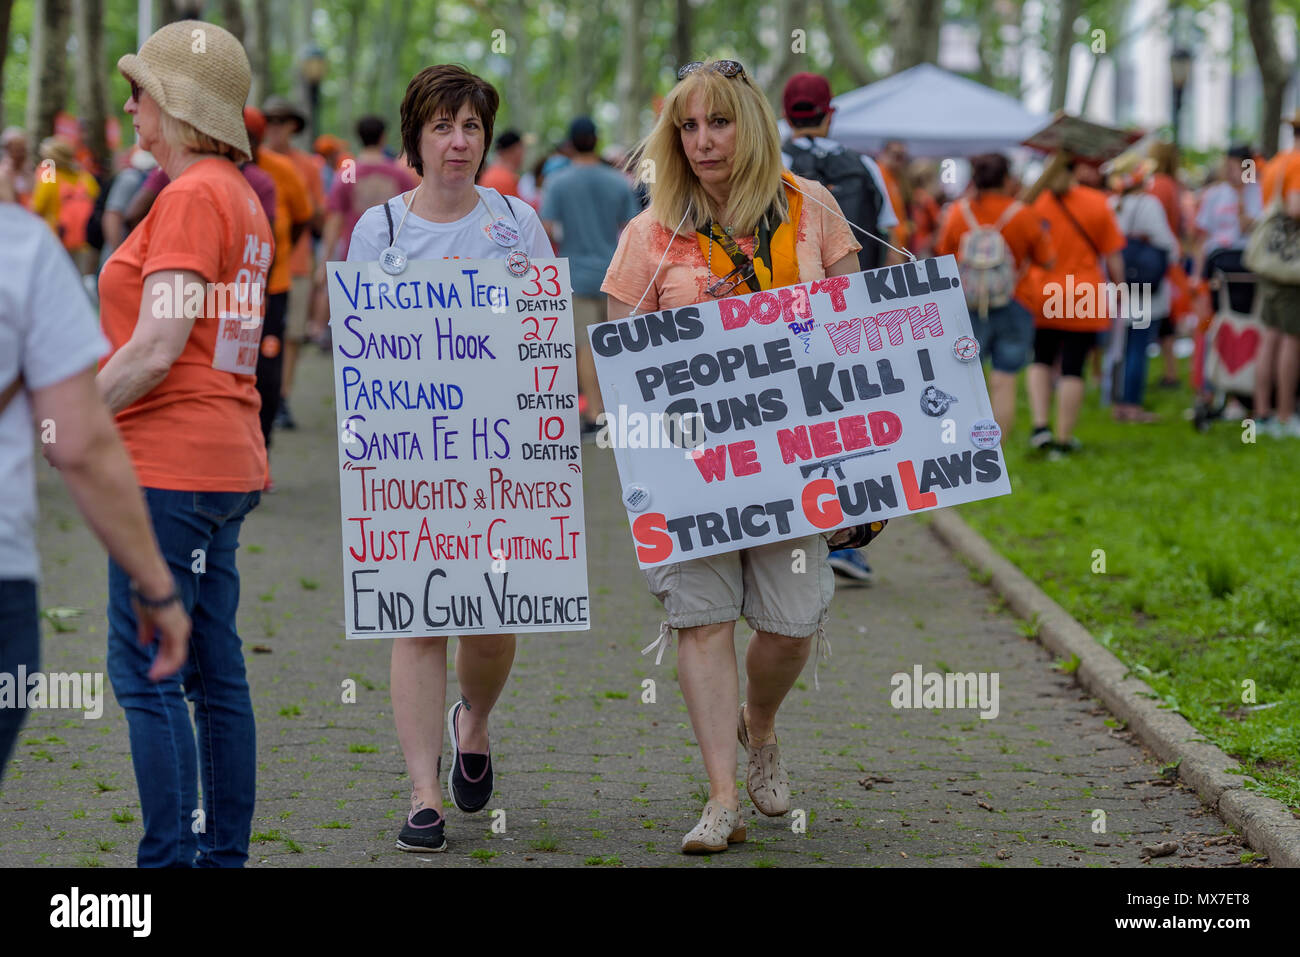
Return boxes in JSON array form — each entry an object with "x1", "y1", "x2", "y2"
[
  {"x1": 327, "y1": 257, "x2": 589, "y2": 637},
  {"x1": 589, "y1": 255, "x2": 1012, "y2": 568}
]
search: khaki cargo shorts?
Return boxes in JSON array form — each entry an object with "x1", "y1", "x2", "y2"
[{"x1": 643, "y1": 533, "x2": 834, "y2": 638}]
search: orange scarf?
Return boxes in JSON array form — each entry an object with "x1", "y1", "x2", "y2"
[{"x1": 697, "y1": 171, "x2": 803, "y2": 294}]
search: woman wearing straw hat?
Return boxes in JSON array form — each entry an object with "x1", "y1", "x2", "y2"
[
  {"x1": 344, "y1": 64, "x2": 553, "y2": 853},
  {"x1": 97, "y1": 19, "x2": 273, "y2": 867},
  {"x1": 600, "y1": 59, "x2": 863, "y2": 854}
]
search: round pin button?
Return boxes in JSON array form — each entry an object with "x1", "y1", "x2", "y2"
[
  {"x1": 379, "y1": 245, "x2": 408, "y2": 275},
  {"x1": 488, "y1": 220, "x2": 520, "y2": 247},
  {"x1": 969, "y1": 418, "x2": 1002, "y2": 449},
  {"x1": 506, "y1": 250, "x2": 531, "y2": 276},
  {"x1": 953, "y1": 336, "x2": 979, "y2": 362},
  {"x1": 622, "y1": 484, "x2": 651, "y2": 513}
]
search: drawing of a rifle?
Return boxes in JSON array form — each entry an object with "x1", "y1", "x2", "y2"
[{"x1": 798, "y1": 448, "x2": 886, "y2": 480}]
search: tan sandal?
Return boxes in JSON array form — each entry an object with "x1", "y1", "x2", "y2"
[
  {"x1": 738, "y1": 703, "x2": 791, "y2": 816},
  {"x1": 681, "y1": 799, "x2": 745, "y2": 853}
]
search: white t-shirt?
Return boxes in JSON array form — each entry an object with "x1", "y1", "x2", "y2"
[
  {"x1": 780, "y1": 136, "x2": 900, "y2": 230},
  {"x1": 346, "y1": 185, "x2": 554, "y2": 263},
  {"x1": 0, "y1": 206, "x2": 111, "y2": 580},
  {"x1": 1195, "y1": 181, "x2": 1263, "y2": 256},
  {"x1": 1110, "y1": 191, "x2": 1180, "y2": 321}
]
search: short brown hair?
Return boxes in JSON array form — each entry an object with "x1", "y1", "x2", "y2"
[{"x1": 400, "y1": 64, "x2": 499, "y2": 178}]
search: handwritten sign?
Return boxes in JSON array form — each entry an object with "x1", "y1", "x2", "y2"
[
  {"x1": 590, "y1": 255, "x2": 1012, "y2": 569},
  {"x1": 327, "y1": 258, "x2": 589, "y2": 638}
]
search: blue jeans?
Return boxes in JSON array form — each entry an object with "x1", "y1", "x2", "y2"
[
  {"x1": 0, "y1": 579, "x2": 40, "y2": 783},
  {"x1": 107, "y1": 488, "x2": 260, "y2": 868},
  {"x1": 1121, "y1": 319, "x2": 1159, "y2": 405}
]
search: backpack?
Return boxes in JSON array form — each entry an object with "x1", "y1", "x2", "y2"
[
  {"x1": 55, "y1": 176, "x2": 96, "y2": 251},
  {"x1": 955, "y1": 198, "x2": 1021, "y2": 318},
  {"x1": 85, "y1": 172, "x2": 114, "y2": 251},
  {"x1": 1116, "y1": 194, "x2": 1168, "y2": 292},
  {"x1": 783, "y1": 137, "x2": 885, "y2": 270}
]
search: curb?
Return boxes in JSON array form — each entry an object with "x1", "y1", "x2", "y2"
[{"x1": 929, "y1": 509, "x2": 1300, "y2": 868}]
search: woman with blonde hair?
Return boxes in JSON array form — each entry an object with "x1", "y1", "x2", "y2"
[{"x1": 601, "y1": 59, "x2": 862, "y2": 854}]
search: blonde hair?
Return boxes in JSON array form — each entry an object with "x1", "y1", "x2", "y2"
[
  {"x1": 159, "y1": 110, "x2": 239, "y2": 159},
  {"x1": 636, "y1": 63, "x2": 788, "y2": 235}
]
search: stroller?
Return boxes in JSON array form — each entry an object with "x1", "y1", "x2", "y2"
[{"x1": 1191, "y1": 249, "x2": 1262, "y2": 432}]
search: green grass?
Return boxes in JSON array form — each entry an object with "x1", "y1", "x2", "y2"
[{"x1": 961, "y1": 365, "x2": 1300, "y2": 807}]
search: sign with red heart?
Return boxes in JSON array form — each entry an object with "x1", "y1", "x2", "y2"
[{"x1": 1215, "y1": 323, "x2": 1259, "y2": 375}]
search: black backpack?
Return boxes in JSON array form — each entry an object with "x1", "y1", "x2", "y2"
[
  {"x1": 783, "y1": 137, "x2": 885, "y2": 270},
  {"x1": 84, "y1": 171, "x2": 116, "y2": 251}
]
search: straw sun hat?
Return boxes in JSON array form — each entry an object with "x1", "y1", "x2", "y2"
[
  {"x1": 118, "y1": 19, "x2": 252, "y2": 163},
  {"x1": 1105, "y1": 152, "x2": 1156, "y2": 193}
]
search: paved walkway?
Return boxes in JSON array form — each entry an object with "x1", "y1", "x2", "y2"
[{"x1": 0, "y1": 349, "x2": 1255, "y2": 867}]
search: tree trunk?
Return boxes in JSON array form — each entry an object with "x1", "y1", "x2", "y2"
[
  {"x1": 72, "y1": 0, "x2": 109, "y2": 172},
  {"x1": 1079, "y1": 51, "x2": 1105, "y2": 117},
  {"x1": 219, "y1": 0, "x2": 245, "y2": 45},
  {"x1": 0, "y1": 0, "x2": 13, "y2": 128},
  {"x1": 763, "y1": 0, "x2": 809, "y2": 106},
  {"x1": 1246, "y1": 0, "x2": 1290, "y2": 156},
  {"x1": 168, "y1": 0, "x2": 205, "y2": 21},
  {"x1": 26, "y1": 0, "x2": 71, "y2": 154},
  {"x1": 672, "y1": 0, "x2": 691, "y2": 70},
  {"x1": 1048, "y1": 0, "x2": 1082, "y2": 113},
  {"x1": 614, "y1": 0, "x2": 646, "y2": 148},
  {"x1": 819, "y1": 0, "x2": 874, "y2": 87},
  {"x1": 568, "y1": 3, "x2": 602, "y2": 121},
  {"x1": 246, "y1": 0, "x2": 271, "y2": 105},
  {"x1": 336, "y1": 0, "x2": 364, "y2": 143},
  {"x1": 502, "y1": 0, "x2": 532, "y2": 136},
  {"x1": 892, "y1": 0, "x2": 941, "y2": 72}
]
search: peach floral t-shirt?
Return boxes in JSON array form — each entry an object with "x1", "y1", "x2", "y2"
[{"x1": 601, "y1": 174, "x2": 860, "y2": 313}]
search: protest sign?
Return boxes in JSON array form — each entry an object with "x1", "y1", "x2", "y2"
[
  {"x1": 589, "y1": 254, "x2": 1012, "y2": 569},
  {"x1": 327, "y1": 257, "x2": 589, "y2": 638}
]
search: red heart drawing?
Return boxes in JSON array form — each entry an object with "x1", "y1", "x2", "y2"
[{"x1": 1215, "y1": 324, "x2": 1259, "y2": 375}]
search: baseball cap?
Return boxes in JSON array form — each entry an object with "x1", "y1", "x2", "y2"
[
  {"x1": 243, "y1": 106, "x2": 267, "y2": 142},
  {"x1": 569, "y1": 117, "x2": 597, "y2": 141},
  {"x1": 783, "y1": 73, "x2": 832, "y2": 122}
]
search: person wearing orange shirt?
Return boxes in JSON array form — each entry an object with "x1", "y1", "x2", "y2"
[
  {"x1": 877, "y1": 139, "x2": 910, "y2": 259},
  {"x1": 250, "y1": 107, "x2": 311, "y2": 482},
  {"x1": 936, "y1": 152, "x2": 1055, "y2": 436},
  {"x1": 1260, "y1": 112, "x2": 1300, "y2": 210},
  {"x1": 262, "y1": 97, "x2": 325, "y2": 430},
  {"x1": 1254, "y1": 148, "x2": 1300, "y2": 437},
  {"x1": 1148, "y1": 141, "x2": 1187, "y2": 387},
  {"x1": 98, "y1": 19, "x2": 272, "y2": 868},
  {"x1": 1025, "y1": 156, "x2": 1127, "y2": 456},
  {"x1": 476, "y1": 129, "x2": 523, "y2": 197}
]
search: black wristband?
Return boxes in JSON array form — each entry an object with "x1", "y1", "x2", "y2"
[{"x1": 130, "y1": 583, "x2": 182, "y2": 610}]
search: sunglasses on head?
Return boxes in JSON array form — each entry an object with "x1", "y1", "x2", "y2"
[{"x1": 677, "y1": 60, "x2": 746, "y2": 81}]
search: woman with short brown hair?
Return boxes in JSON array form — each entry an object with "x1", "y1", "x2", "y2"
[{"x1": 345, "y1": 64, "x2": 553, "y2": 853}]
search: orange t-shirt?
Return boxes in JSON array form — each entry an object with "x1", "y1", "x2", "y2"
[
  {"x1": 478, "y1": 163, "x2": 519, "y2": 197},
  {"x1": 935, "y1": 193, "x2": 1055, "y2": 311},
  {"x1": 1148, "y1": 173, "x2": 1182, "y2": 236},
  {"x1": 256, "y1": 148, "x2": 312, "y2": 294},
  {"x1": 284, "y1": 147, "x2": 325, "y2": 277},
  {"x1": 879, "y1": 165, "x2": 909, "y2": 250},
  {"x1": 1261, "y1": 151, "x2": 1300, "y2": 206},
  {"x1": 1028, "y1": 185, "x2": 1126, "y2": 330},
  {"x1": 98, "y1": 157, "x2": 272, "y2": 491},
  {"x1": 601, "y1": 175, "x2": 859, "y2": 311}
]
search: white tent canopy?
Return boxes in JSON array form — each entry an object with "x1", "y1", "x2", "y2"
[{"x1": 809, "y1": 64, "x2": 1048, "y2": 158}]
